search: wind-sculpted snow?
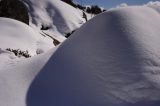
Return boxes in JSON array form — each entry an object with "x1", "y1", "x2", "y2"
[{"x1": 26, "y1": 6, "x2": 160, "y2": 106}]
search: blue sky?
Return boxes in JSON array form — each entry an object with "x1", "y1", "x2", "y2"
[{"x1": 75, "y1": 0, "x2": 158, "y2": 8}]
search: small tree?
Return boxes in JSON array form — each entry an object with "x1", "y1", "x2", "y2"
[
  {"x1": 90, "y1": 5, "x2": 102, "y2": 14},
  {"x1": 86, "y1": 7, "x2": 91, "y2": 13}
]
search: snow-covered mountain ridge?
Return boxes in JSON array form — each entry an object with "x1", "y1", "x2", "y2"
[
  {"x1": 23, "y1": 0, "x2": 87, "y2": 39},
  {"x1": 0, "y1": 0, "x2": 101, "y2": 44},
  {"x1": 0, "y1": 0, "x2": 94, "y2": 55}
]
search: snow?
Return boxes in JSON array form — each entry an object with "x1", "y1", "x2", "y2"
[
  {"x1": 23, "y1": 0, "x2": 86, "y2": 38},
  {"x1": 27, "y1": 6, "x2": 160, "y2": 106},
  {"x1": 2, "y1": 2, "x2": 160, "y2": 106},
  {"x1": 0, "y1": 18, "x2": 53, "y2": 56},
  {"x1": 0, "y1": 49, "x2": 55, "y2": 106}
]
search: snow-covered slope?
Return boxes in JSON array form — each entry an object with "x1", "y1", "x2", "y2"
[
  {"x1": 23, "y1": 0, "x2": 85, "y2": 39},
  {"x1": 26, "y1": 6, "x2": 160, "y2": 106},
  {"x1": 0, "y1": 18, "x2": 53, "y2": 56},
  {"x1": 2, "y1": 4, "x2": 160, "y2": 106}
]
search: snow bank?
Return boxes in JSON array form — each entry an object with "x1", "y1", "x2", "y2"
[
  {"x1": 27, "y1": 6, "x2": 160, "y2": 106},
  {"x1": 0, "y1": 18, "x2": 53, "y2": 55},
  {"x1": 23, "y1": 0, "x2": 85, "y2": 38}
]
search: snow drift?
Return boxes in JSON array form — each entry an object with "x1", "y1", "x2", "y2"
[{"x1": 27, "y1": 6, "x2": 160, "y2": 106}]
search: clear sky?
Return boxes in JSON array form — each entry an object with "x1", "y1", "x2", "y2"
[{"x1": 74, "y1": 0, "x2": 159, "y2": 8}]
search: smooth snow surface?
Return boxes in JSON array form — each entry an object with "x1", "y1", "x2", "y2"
[
  {"x1": 27, "y1": 6, "x2": 160, "y2": 106},
  {"x1": 0, "y1": 18, "x2": 53, "y2": 55}
]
